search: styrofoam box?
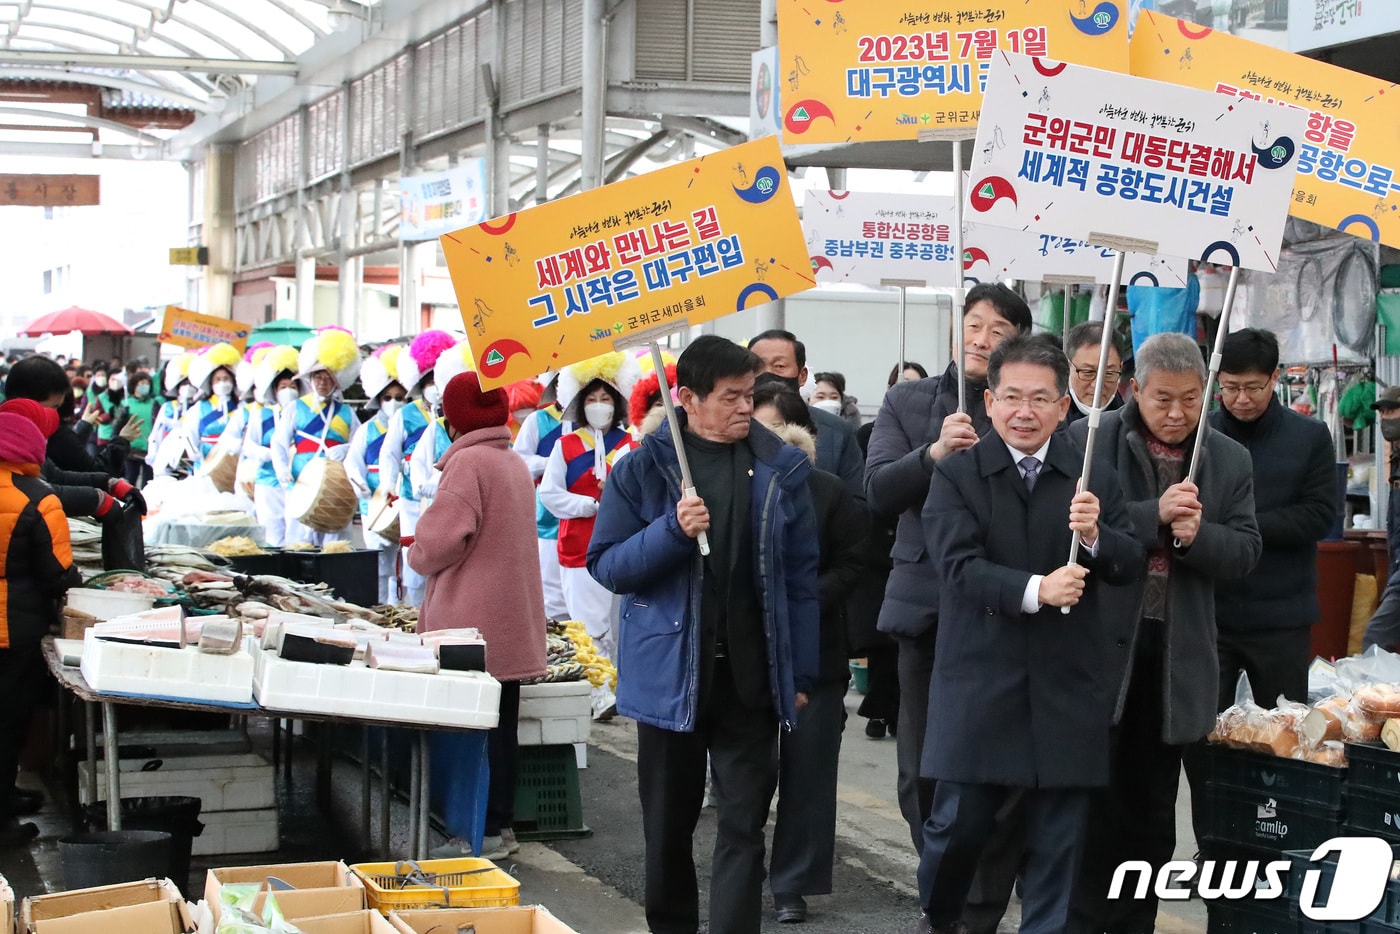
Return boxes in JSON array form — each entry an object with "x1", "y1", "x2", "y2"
[
  {"x1": 518, "y1": 681, "x2": 590, "y2": 747},
  {"x1": 80, "y1": 631, "x2": 254, "y2": 704},
  {"x1": 253, "y1": 650, "x2": 501, "y2": 729},
  {"x1": 192, "y1": 808, "x2": 279, "y2": 856},
  {"x1": 78, "y1": 752, "x2": 275, "y2": 810},
  {"x1": 517, "y1": 716, "x2": 589, "y2": 746}
]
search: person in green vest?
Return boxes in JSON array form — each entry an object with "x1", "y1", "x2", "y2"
[
  {"x1": 90, "y1": 368, "x2": 125, "y2": 455},
  {"x1": 112, "y1": 370, "x2": 160, "y2": 487}
]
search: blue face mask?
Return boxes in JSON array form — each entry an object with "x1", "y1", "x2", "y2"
[{"x1": 134, "y1": 385, "x2": 150, "y2": 399}]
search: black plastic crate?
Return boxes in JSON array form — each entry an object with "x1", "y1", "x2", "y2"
[
  {"x1": 286, "y1": 549, "x2": 378, "y2": 608},
  {"x1": 1285, "y1": 844, "x2": 1400, "y2": 926},
  {"x1": 1347, "y1": 744, "x2": 1400, "y2": 797},
  {"x1": 1204, "y1": 782, "x2": 1346, "y2": 854},
  {"x1": 1343, "y1": 788, "x2": 1400, "y2": 846},
  {"x1": 1204, "y1": 744, "x2": 1348, "y2": 809},
  {"x1": 226, "y1": 551, "x2": 290, "y2": 577}
]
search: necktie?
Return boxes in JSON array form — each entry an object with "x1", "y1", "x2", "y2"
[{"x1": 1021, "y1": 456, "x2": 1041, "y2": 491}]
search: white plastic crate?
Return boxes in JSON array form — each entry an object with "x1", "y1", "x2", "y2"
[
  {"x1": 78, "y1": 752, "x2": 275, "y2": 810},
  {"x1": 80, "y1": 630, "x2": 255, "y2": 705},
  {"x1": 252, "y1": 650, "x2": 501, "y2": 729},
  {"x1": 192, "y1": 808, "x2": 279, "y2": 856},
  {"x1": 518, "y1": 681, "x2": 591, "y2": 747}
]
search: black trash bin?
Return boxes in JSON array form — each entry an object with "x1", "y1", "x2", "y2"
[
  {"x1": 58, "y1": 830, "x2": 172, "y2": 891},
  {"x1": 82, "y1": 796, "x2": 203, "y2": 892}
]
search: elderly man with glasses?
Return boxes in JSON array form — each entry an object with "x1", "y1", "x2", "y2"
[{"x1": 1062, "y1": 322, "x2": 1126, "y2": 424}]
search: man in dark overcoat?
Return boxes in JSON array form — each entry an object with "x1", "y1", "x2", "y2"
[{"x1": 915, "y1": 335, "x2": 1144, "y2": 934}]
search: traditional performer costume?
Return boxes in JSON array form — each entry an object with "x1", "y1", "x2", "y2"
[
  {"x1": 381, "y1": 330, "x2": 458, "y2": 607},
  {"x1": 272, "y1": 328, "x2": 361, "y2": 547},
  {"x1": 241, "y1": 345, "x2": 301, "y2": 548},
  {"x1": 178, "y1": 342, "x2": 242, "y2": 474},
  {"x1": 346, "y1": 344, "x2": 406, "y2": 605},
  {"x1": 538, "y1": 352, "x2": 640, "y2": 719},
  {"x1": 147, "y1": 352, "x2": 196, "y2": 475}
]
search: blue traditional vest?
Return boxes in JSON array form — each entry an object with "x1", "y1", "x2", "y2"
[
  {"x1": 399, "y1": 400, "x2": 432, "y2": 500},
  {"x1": 250, "y1": 403, "x2": 280, "y2": 487},
  {"x1": 363, "y1": 417, "x2": 388, "y2": 495},
  {"x1": 194, "y1": 399, "x2": 232, "y2": 459},
  {"x1": 532, "y1": 407, "x2": 564, "y2": 541},
  {"x1": 289, "y1": 394, "x2": 352, "y2": 482}
]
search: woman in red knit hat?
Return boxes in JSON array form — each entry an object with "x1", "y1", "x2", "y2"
[{"x1": 406, "y1": 371, "x2": 547, "y2": 863}]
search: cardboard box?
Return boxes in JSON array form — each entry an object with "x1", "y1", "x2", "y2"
[
  {"x1": 389, "y1": 906, "x2": 580, "y2": 934},
  {"x1": 205, "y1": 861, "x2": 363, "y2": 923},
  {"x1": 0, "y1": 873, "x2": 14, "y2": 934},
  {"x1": 253, "y1": 888, "x2": 366, "y2": 923},
  {"x1": 22, "y1": 879, "x2": 191, "y2": 934},
  {"x1": 294, "y1": 911, "x2": 399, "y2": 934}
]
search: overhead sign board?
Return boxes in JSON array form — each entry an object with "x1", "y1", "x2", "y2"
[
  {"x1": 400, "y1": 161, "x2": 488, "y2": 241},
  {"x1": 776, "y1": 0, "x2": 1129, "y2": 143},
  {"x1": 440, "y1": 137, "x2": 812, "y2": 389},
  {"x1": 0, "y1": 174, "x2": 99, "y2": 207},
  {"x1": 1131, "y1": 10, "x2": 1400, "y2": 249},
  {"x1": 169, "y1": 247, "x2": 209, "y2": 266},
  {"x1": 969, "y1": 50, "x2": 1306, "y2": 272}
]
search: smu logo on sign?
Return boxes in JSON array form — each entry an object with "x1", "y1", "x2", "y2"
[{"x1": 1109, "y1": 838, "x2": 1393, "y2": 921}]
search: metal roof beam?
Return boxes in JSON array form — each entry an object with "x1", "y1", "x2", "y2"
[
  {"x1": 0, "y1": 103, "x2": 166, "y2": 142},
  {"x1": 0, "y1": 138, "x2": 158, "y2": 157},
  {"x1": 0, "y1": 49, "x2": 299, "y2": 74}
]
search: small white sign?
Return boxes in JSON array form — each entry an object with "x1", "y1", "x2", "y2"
[
  {"x1": 968, "y1": 51, "x2": 1306, "y2": 272},
  {"x1": 399, "y1": 161, "x2": 487, "y2": 242},
  {"x1": 803, "y1": 190, "x2": 959, "y2": 288}
]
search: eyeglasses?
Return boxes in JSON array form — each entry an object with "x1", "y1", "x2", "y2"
[
  {"x1": 993, "y1": 393, "x2": 1063, "y2": 412},
  {"x1": 1218, "y1": 383, "x2": 1272, "y2": 400},
  {"x1": 1074, "y1": 366, "x2": 1122, "y2": 384}
]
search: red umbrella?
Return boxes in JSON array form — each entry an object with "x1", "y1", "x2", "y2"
[{"x1": 19, "y1": 306, "x2": 133, "y2": 336}]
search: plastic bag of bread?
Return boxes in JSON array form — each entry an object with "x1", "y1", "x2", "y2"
[
  {"x1": 1300, "y1": 694, "x2": 1349, "y2": 749},
  {"x1": 1209, "y1": 704, "x2": 1251, "y2": 746},
  {"x1": 1255, "y1": 702, "x2": 1307, "y2": 758},
  {"x1": 1294, "y1": 740, "x2": 1347, "y2": 768},
  {"x1": 1344, "y1": 695, "x2": 1385, "y2": 742},
  {"x1": 1355, "y1": 683, "x2": 1400, "y2": 718}
]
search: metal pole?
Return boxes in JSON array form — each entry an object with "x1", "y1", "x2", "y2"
[
  {"x1": 1185, "y1": 265, "x2": 1242, "y2": 484},
  {"x1": 102, "y1": 702, "x2": 121, "y2": 830},
  {"x1": 651, "y1": 341, "x2": 710, "y2": 556},
  {"x1": 1062, "y1": 283, "x2": 1073, "y2": 348},
  {"x1": 407, "y1": 736, "x2": 420, "y2": 857},
  {"x1": 360, "y1": 727, "x2": 371, "y2": 854},
  {"x1": 379, "y1": 729, "x2": 390, "y2": 857},
  {"x1": 952, "y1": 138, "x2": 967, "y2": 414},
  {"x1": 897, "y1": 286, "x2": 907, "y2": 382},
  {"x1": 84, "y1": 702, "x2": 97, "y2": 808},
  {"x1": 417, "y1": 732, "x2": 431, "y2": 860},
  {"x1": 580, "y1": 0, "x2": 606, "y2": 193},
  {"x1": 1062, "y1": 251, "x2": 1127, "y2": 616}
]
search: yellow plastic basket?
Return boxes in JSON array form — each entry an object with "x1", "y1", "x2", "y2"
[{"x1": 349, "y1": 858, "x2": 520, "y2": 912}]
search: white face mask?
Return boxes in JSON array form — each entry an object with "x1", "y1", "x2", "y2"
[
  {"x1": 811, "y1": 398, "x2": 843, "y2": 416},
  {"x1": 276, "y1": 386, "x2": 298, "y2": 407},
  {"x1": 111, "y1": 373, "x2": 126, "y2": 390},
  {"x1": 212, "y1": 380, "x2": 233, "y2": 398},
  {"x1": 93, "y1": 375, "x2": 107, "y2": 388},
  {"x1": 178, "y1": 385, "x2": 195, "y2": 402},
  {"x1": 422, "y1": 385, "x2": 440, "y2": 407},
  {"x1": 380, "y1": 399, "x2": 402, "y2": 418},
  {"x1": 585, "y1": 402, "x2": 614, "y2": 431}
]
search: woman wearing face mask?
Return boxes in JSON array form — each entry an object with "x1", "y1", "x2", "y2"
[
  {"x1": 810, "y1": 370, "x2": 862, "y2": 430},
  {"x1": 380, "y1": 330, "x2": 458, "y2": 607},
  {"x1": 242, "y1": 345, "x2": 301, "y2": 547},
  {"x1": 347, "y1": 345, "x2": 409, "y2": 605},
  {"x1": 112, "y1": 371, "x2": 160, "y2": 486},
  {"x1": 538, "y1": 352, "x2": 640, "y2": 721},
  {"x1": 272, "y1": 328, "x2": 362, "y2": 547},
  {"x1": 147, "y1": 353, "x2": 198, "y2": 477},
  {"x1": 88, "y1": 366, "x2": 126, "y2": 456},
  {"x1": 178, "y1": 342, "x2": 243, "y2": 472}
]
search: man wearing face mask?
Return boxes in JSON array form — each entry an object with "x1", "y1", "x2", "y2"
[
  {"x1": 382, "y1": 330, "x2": 459, "y2": 607},
  {"x1": 242, "y1": 346, "x2": 301, "y2": 548},
  {"x1": 272, "y1": 328, "x2": 361, "y2": 547},
  {"x1": 539, "y1": 352, "x2": 641, "y2": 721},
  {"x1": 747, "y1": 330, "x2": 865, "y2": 498},
  {"x1": 1062, "y1": 322, "x2": 1126, "y2": 425},
  {"x1": 347, "y1": 345, "x2": 409, "y2": 605}
]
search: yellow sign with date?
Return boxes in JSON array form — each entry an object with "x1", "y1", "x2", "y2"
[
  {"x1": 159, "y1": 305, "x2": 249, "y2": 353},
  {"x1": 439, "y1": 136, "x2": 812, "y2": 390},
  {"x1": 1130, "y1": 10, "x2": 1400, "y2": 249},
  {"x1": 776, "y1": 0, "x2": 1128, "y2": 144}
]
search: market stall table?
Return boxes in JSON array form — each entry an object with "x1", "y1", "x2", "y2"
[{"x1": 41, "y1": 636, "x2": 488, "y2": 860}]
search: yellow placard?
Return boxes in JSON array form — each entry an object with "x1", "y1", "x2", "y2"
[
  {"x1": 439, "y1": 136, "x2": 812, "y2": 390},
  {"x1": 169, "y1": 247, "x2": 207, "y2": 266},
  {"x1": 776, "y1": 0, "x2": 1129, "y2": 144},
  {"x1": 1130, "y1": 10, "x2": 1400, "y2": 249},
  {"x1": 159, "y1": 306, "x2": 249, "y2": 353}
]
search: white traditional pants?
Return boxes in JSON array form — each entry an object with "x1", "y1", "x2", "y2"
[
  {"x1": 538, "y1": 538, "x2": 569, "y2": 620},
  {"x1": 400, "y1": 499, "x2": 427, "y2": 607},
  {"x1": 560, "y1": 565, "x2": 618, "y2": 663},
  {"x1": 253, "y1": 484, "x2": 287, "y2": 548}
]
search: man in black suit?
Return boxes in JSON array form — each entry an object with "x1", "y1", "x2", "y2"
[{"x1": 915, "y1": 336, "x2": 1144, "y2": 934}]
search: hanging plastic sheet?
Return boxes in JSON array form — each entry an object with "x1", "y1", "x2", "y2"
[
  {"x1": 1128, "y1": 274, "x2": 1200, "y2": 357},
  {"x1": 1237, "y1": 218, "x2": 1378, "y2": 364}
]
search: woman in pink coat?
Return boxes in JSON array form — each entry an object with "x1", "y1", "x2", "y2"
[{"x1": 407, "y1": 371, "x2": 547, "y2": 861}]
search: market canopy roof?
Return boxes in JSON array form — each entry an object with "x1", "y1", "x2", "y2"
[
  {"x1": 20, "y1": 305, "x2": 132, "y2": 336},
  {"x1": 0, "y1": 1, "x2": 356, "y2": 157}
]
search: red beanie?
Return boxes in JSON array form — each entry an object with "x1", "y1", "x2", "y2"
[
  {"x1": 0, "y1": 398, "x2": 59, "y2": 439},
  {"x1": 0, "y1": 414, "x2": 46, "y2": 466},
  {"x1": 442, "y1": 372, "x2": 509, "y2": 435}
]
